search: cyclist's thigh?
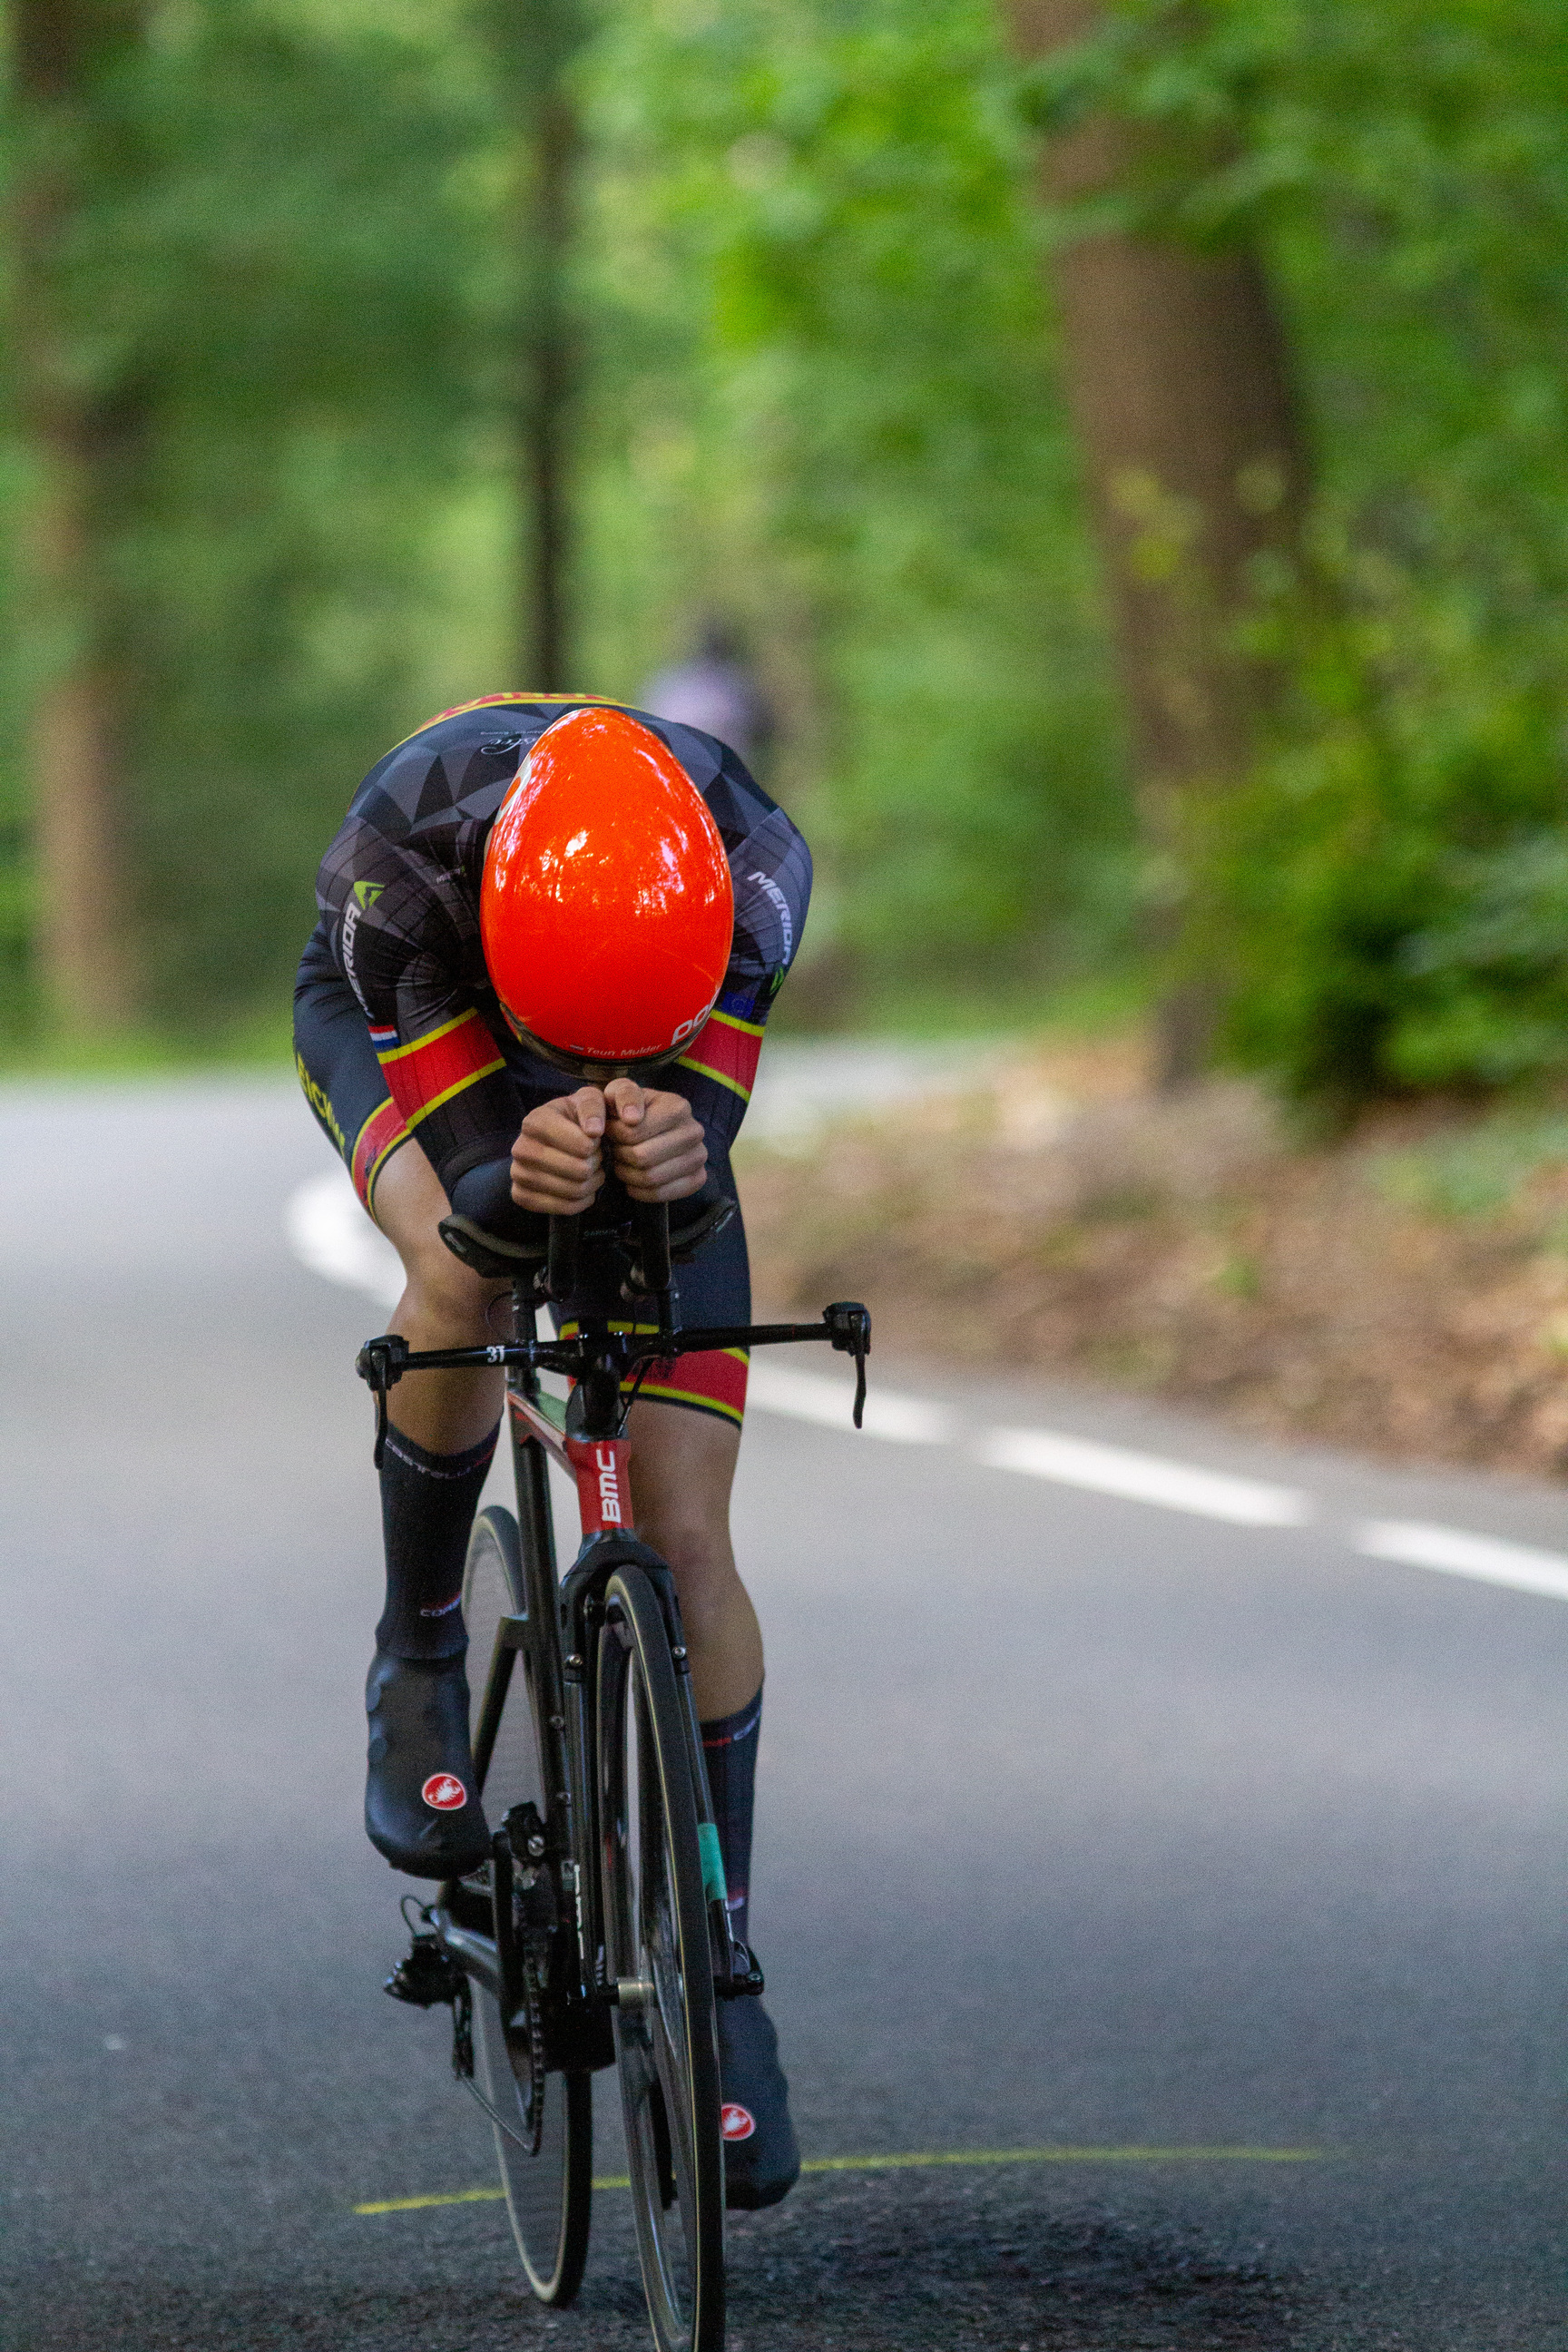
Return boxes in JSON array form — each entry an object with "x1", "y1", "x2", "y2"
[
  {"x1": 627, "y1": 1396, "x2": 740, "y2": 1544},
  {"x1": 292, "y1": 923, "x2": 413, "y2": 1224}
]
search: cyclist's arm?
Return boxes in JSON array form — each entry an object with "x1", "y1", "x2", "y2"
[
  {"x1": 664, "y1": 800, "x2": 813, "y2": 1152},
  {"x1": 321, "y1": 838, "x2": 525, "y2": 1230}
]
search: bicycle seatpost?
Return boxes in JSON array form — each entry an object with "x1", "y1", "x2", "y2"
[{"x1": 546, "y1": 1212, "x2": 580, "y2": 1304}]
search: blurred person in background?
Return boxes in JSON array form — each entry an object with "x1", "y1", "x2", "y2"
[
  {"x1": 642, "y1": 620, "x2": 776, "y2": 779},
  {"x1": 293, "y1": 695, "x2": 810, "y2": 2208}
]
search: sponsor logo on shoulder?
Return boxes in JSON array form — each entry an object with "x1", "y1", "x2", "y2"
[
  {"x1": 421, "y1": 1773, "x2": 467, "y2": 1812},
  {"x1": 747, "y1": 868, "x2": 793, "y2": 960},
  {"x1": 720, "y1": 2103, "x2": 757, "y2": 2141},
  {"x1": 339, "y1": 895, "x2": 374, "y2": 1017},
  {"x1": 353, "y1": 880, "x2": 385, "y2": 909}
]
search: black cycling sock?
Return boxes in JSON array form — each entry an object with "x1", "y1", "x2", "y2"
[
  {"x1": 701, "y1": 1685, "x2": 762, "y2": 1949},
  {"x1": 375, "y1": 1422, "x2": 499, "y2": 1660}
]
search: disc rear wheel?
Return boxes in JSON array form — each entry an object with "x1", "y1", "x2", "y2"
[
  {"x1": 464, "y1": 1504, "x2": 592, "y2": 2305},
  {"x1": 597, "y1": 1564, "x2": 724, "y2": 2352}
]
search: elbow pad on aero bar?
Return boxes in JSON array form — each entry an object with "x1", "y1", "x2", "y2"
[
  {"x1": 439, "y1": 1154, "x2": 737, "y2": 1281},
  {"x1": 439, "y1": 1157, "x2": 550, "y2": 1279}
]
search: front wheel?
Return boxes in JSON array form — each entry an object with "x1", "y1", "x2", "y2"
[
  {"x1": 464, "y1": 1504, "x2": 592, "y2": 2306},
  {"x1": 597, "y1": 1564, "x2": 725, "y2": 2352}
]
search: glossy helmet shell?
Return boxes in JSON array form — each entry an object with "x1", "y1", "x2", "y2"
[{"x1": 480, "y1": 706, "x2": 734, "y2": 1073}]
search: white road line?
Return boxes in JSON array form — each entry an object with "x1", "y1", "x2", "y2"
[
  {"x1": 746, "y1": 1363, "x2": 953, "y2": 1446},
  {"x1": 284, "y1": 1173, "x2": 1568, "y2": 1601},
  {"x1": 975, "y1": 1427, "x2": 1311, "y2": 1528},
  {"x1": 1354, "y1": 1520, "x2": 1568, "y2": 1602},
  {"x1": 285, "y1": 1167, "x2": 401, "y2": 1308}
]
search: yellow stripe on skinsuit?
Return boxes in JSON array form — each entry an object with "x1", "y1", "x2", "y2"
[
  {"x1": 636, "y1": 1383, "x2": 746, "y2": 1424},
  {"x1": 349, "y1": 1098, "x2": 393, "y2": 1162},
  {"x1": 364, "y1": 1130, "x2": 412, "y2": 1217},
  {"x1": 400, "y1": 1059, "x2": 507, "y2": 1128},
  {"x1": 676, "y1": 1055, "x2": 750, "y2": 1102},
  {"x1": 555, "y1": 1319, "x2": 662, "y2": 1338},
  {"x1": 374, "y1": 1009, "x2": 485, "y2": 1065}
]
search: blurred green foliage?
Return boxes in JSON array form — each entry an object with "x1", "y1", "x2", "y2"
[
  {"x1": 2, "y1": 0, "x2": 1133, "y2": 1047},
  {"x1": 1048, "y1": 0, "x2": 1568, "y2": 1101},
  {"x1": 2, "y1": 0, "x2": 485, "y2": 1034},
  {"x1": 1371, "y1": 1111, "x2": 1568, "y2": 1223},
  {"x1": 579, "y1": 0, "x2": 1134, "y2": 1011},
  {"x1": 6, "y1": 0, "x2": 1568, "y2": 1083}
]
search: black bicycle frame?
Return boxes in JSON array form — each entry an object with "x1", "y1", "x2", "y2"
[{"x1": 363, "y1": 1204, "x2": 870, "y2": 2068}]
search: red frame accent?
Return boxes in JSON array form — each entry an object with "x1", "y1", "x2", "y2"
[{"x1": 507, "y1": 1390, "x2": 633, "y2": 1537}]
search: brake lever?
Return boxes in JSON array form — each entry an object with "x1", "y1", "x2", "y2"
[
  {"x1": 823, "y1": 1300, "x2": 871, "y2": 1430},
  {"x1": 356, "y1": 1333, "x2": 410, "y2": 1469}
]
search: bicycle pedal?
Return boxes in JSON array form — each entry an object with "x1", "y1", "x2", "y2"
[
  {"x1": 715, "y1": 1943, "x2": 766, "y2": 2000},
  {"x1": 385, "y1": 1932, "x2": 465, "y2": 2009}
]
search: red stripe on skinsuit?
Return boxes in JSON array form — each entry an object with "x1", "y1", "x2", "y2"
[
  {"x1": 351, "y1": 1098, "x2": 408, "y2": 1208},
  {"x1": 679, "y1": 1013, "x2": 763, "y2": 1099},
  {"x1": 638, "y1": 1348, "x2": 749, "y2": 1423},
  {"x1": 377, "y1": 1010, "x2": 505, "y2": 1128}
]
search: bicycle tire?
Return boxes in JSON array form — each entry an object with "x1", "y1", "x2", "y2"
[
  {"x1": 597, "y1": 1563, "x2": 725, "y2": 2352},
  {"x1": 464, "y1": 1504, "x2": 592, "y2": 2306}
]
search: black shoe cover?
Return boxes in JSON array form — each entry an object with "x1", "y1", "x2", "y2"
[
  {"x1": 717, "y1": 1994, "x2": 800, "y2": 2210},
  {"x1": 364, "y1": 1651, "x2": 491, "y2": 1879}
]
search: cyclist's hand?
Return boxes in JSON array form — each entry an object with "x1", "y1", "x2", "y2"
[
  {"x1": 603, "y1": 1080, "x2": 708, "y2": 1203},
  {"x1": 509, "y1": 1089, "x2": 608, "y2": 1215}
]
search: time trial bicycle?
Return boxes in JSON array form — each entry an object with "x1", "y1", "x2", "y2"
[{"x1": 357, "y1": 1195, "x2": 869, "y2": 2352}]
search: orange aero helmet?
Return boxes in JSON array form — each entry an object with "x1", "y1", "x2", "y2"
[{"x1": 480, "y1": 706, "x2": 734, "y2": 1074}]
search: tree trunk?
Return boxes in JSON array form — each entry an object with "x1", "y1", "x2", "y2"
[
  {"x1": 11, "y1": 0, "x2": 145, "y2": 1033},
  {"x1": 1004, "y1": 0, "x2": 1308, "y2": 1082},
  {"x1": 524, "y1": 76, "x2": 575, "y2": 692},
  {"x1": 26, "y1": 447, "x2": 138, "y2": 1027},
  {"x1": 499, "y1": 0, "x2": 581, "y2": 694}
]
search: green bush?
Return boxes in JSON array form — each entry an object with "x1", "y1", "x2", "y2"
[
  {"x1": 1051, "y1": 0, "x2": 1568, "y2": 1101},
  {"x1": 1203, "y1": 544, "x2": 1568, "y2": 1102}
]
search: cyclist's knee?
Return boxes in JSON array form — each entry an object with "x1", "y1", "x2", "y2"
[
  {"x1": 374, "y1": 1141, "x2": 508, "y2": 1338},
  {"x1": 650, "y1": 1512, "x2": 735, "y2": 1595},
  {"x1": 629, "y1": 1406, "x2": 739, "y2": 1592},
  {"x1": 398, "y1": 1233, "x2": 505, "y2": 1338}
]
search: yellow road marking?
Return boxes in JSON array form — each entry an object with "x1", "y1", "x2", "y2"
[
  {"x1": 353, "y1": 2144, "x2": 1321, "y2": 2214},
  {"x1": 358, "y1": 2186, "x2": 509, "y2": 2212},
  {"x1": 800, "y1": 2146, "x2": 1319, "y2": 2171}
]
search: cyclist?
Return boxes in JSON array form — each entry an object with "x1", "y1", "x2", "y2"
[{"x1": 295, "y1": 695, "x2": 810, "y2": 2210}]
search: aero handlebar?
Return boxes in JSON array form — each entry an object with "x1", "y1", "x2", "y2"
[{"x1": 356, "y1": 1201, "x2": 871, "y2": 1467}]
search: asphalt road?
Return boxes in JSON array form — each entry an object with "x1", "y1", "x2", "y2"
[{"x1": 4, "y1": 1079, "x2": 1567, "y2": 2351}]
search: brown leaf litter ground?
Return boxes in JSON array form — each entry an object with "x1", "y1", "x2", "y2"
[{"x1": 739, "y1": 1033, "x2": 1568, "y2": 1481}]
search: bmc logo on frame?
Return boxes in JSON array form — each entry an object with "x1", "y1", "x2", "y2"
[{"x1": 595, "y1": 1446, "x2": 622, "y2": 1524}]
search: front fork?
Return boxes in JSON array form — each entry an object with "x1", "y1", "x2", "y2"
[
  {"x1": 402, "y1": 1397, "x2": 759, "y2": 2071},
  {"x1": 560, "y1": 1536, "x2": 763, "y2": 2001}
]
